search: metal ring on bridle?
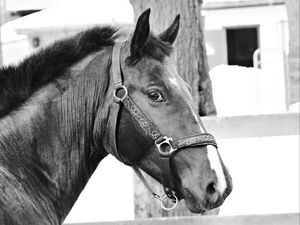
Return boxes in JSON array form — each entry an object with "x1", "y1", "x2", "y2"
[
  {"x1": 155, "y1": 136, "x2": 177, "y2": 157},
  {"x1": 113, "y1": 85, "x2": 128, "y2": 103},
  {"x1": 160, "y1": 194, "x2": 178, "y2": 211}
]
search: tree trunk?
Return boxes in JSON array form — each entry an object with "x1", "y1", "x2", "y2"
[
  {"x1": 0, "y1": 0, "x2": 8, "y2": 67},
  {"x1": 0, "y1": 0, "x2": 4, "y2": 66},
  {"x1": 129, "y1": 0, "x2": 217, "y2": 116},
  {"x1": 285, "y1": 0, "x2": 299, "y2": 106},
  {"x1": 129, "y1": 0, "x2": 219, "y2": 219}
]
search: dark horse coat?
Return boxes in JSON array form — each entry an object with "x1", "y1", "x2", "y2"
[
  {"x1": 0, "y1": 10, "x2": 232, "y2": 225},
  {"x1": 0, "y1": 25, "x2": 178, "y2": 224},
  {"x1": 0, "y1": 26, "x2": 123, "y2": 224}
]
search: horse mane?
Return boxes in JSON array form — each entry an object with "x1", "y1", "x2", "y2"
[
  {"x1": 0, "y1": 26, "x2": 118, "y2": 118},
  {"x1": 0, "y1": 25, "x2": 173, "y2": 118}
]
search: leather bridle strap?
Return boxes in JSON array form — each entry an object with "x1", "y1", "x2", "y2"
[
  {"x1": 132, "y1": 166, "x2": 161, "y2": 200},
  {"x1": 112, "y1": 42, "x2": 123, "y2": 90},
  {"x1": 132, "y1": 166, "x2": 178, "y2": 210}
]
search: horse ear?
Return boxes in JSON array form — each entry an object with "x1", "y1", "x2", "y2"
[
  {"x1": 158, "y1": 14, "x2": 180, "y2": 45},
  {"x1": 131, "y1": 8, "x2": 151, "y2": 56}
]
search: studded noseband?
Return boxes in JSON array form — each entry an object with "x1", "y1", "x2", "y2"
[{"x1": 110, "y1": 42, "x2": 218, "y2": 210}]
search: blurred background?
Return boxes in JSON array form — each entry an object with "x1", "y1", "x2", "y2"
[{"x1": 0, "y1": 0, "x2": 299, "y2": 224}]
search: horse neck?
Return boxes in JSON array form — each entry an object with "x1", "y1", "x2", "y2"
[
  {"x1": 0, "y1": 49, "x2": 113, "y2": 224},
  {"x1": 50, "y1": 49, "x2": 113, "y2": 220}
]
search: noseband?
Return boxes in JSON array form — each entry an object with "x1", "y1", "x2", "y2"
[{"x1": 110, "y1": 42, "x2": 218, "y2": 210}]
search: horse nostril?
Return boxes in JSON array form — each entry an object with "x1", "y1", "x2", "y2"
[{"x1": 206, "y1": 182, "x2": 217, "y2": 195}]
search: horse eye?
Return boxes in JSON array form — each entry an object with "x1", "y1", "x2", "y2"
[{"x1": 148, "y1": 91, "x2": 164, "y2": 102}]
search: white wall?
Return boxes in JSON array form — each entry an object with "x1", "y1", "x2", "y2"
[
  {"x1": 204, "y1": 5, "x2": 289, "y2": 115},
  {"x1": 203, "y1": 4, "x2": 287, "y2": 34},
  {"x1": 210, "y1": 65, "x2": 287, "y2": 115},
  {"x1": 203, "y1": 4, "x2": 288, "y2": 67},
  {"x1": 1, "y1": 32, "x2": 32, "y2": 66},
  {"x1": 64, "y1": 156, "x2": 135, "y2": 223}
]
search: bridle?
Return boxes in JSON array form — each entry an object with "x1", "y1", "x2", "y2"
[{"x1": 109, "y1": 42, "x2": 218, "y2": 210}]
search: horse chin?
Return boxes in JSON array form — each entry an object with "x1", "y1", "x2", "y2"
[
  {"x1": 181, "y1": 187, "x2": 209, "y2": 214},
  {"x1": 185, "y1": 200, "x2": 207, "y2": 214}
]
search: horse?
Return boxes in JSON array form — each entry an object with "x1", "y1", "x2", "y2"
[{"x1": 0, "y1": 9, "x2": 232, "y2": 225}]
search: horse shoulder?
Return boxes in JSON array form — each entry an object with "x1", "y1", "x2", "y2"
[{"x1": 0, "y1": 166, "x2": 57, "y2": 225}]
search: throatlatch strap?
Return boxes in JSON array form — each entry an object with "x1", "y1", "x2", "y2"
[
  {"x1": 132, "y1": 163, "x2": 176, "y2": 202},
  {"x1": 132, "y1": 166, "x2": 160, "y2": 199}
]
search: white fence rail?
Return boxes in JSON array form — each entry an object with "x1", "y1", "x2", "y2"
[
  {"x1": 202, "y1": 113, "x2": 299, "y2": 139},
  {"x1": 67, "y1": 213, "x2": 299, "y2": 225}
]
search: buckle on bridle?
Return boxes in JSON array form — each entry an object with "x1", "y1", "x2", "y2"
[
  {"x1": 155, "y1": 136, "x2": 177, "y2": 157},
  {"x1": 113, "y1": 85, "x2": 128, "y2": 103}
]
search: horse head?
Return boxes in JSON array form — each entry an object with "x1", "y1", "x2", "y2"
[{"x1": 102, "y1": 9, "x2": 232, "y2": 213}]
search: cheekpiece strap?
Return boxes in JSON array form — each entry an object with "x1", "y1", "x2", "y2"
[
  {"x1": 112, "y1": 42, "x2": 123, "y2": 89},
  {"x1": 109, "y1": 42, "x2": 130, "y2": 164}
]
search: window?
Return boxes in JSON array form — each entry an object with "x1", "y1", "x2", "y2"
[{"x1": 226, "y1": 27, "x2": 259, "y2": 67}]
